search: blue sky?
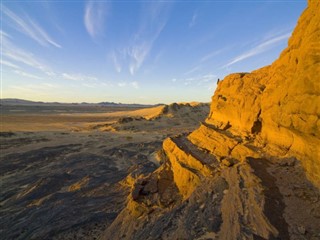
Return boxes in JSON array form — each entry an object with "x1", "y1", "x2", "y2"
[{"x1": 1, "y1": 1, "x2": 306, "y2": 104}]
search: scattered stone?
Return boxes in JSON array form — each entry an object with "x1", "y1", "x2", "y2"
[
  {"x1": 283, "y1": 192, "x2": 291, "y2": 197},
  {"x1": 279, "y1": 157, "x2": 296, "y2": 167},
  {"x1": 297, "y1": 226, "x2": 306, "y2": 235},
  {"x1": 221, "y1": 159, "x2": 233, "y2": 167},
  {"x1": 311, "y1": 206, "x2": 320, "y2": 218},
  {"x1": 132, "y1": 185, "x2": 143, "y2": 200},
  {"x1": 212, "y1": 194, "x2": 218, "y2": 201},
  {"x1": 142, "y1": 178, "x2": 158, "y2": 194},
  {"x1": 0, "y1": 132, "x2": 15, "y2": 137}
]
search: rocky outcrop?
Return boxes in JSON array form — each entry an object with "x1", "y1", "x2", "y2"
[
  {"x1": 103, "y1": 1, "x2": 320, "y2": 239},
  {"x1": 96, "y1": 102, "x2": 209, "y2": 133},
  {"x1": 207, "y1": 0, "x2": 320, "y2": 186}
]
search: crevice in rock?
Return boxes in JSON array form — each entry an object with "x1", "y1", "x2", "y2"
[
  {"x1": 222, "y1": 121, "x2": 232, "y2": 131},
  {"x1": 228, "y1": 142, "x2": 240, "y2": 155},
  {"x1": 218, "y1": 94, "x2": 227, "y2": 101},
  {"x1": 251, "y1": 110, "x2": 262, "y2": 134},
  {"x1": 247, "y1": 158, "x2": 290, "y2": 240}
]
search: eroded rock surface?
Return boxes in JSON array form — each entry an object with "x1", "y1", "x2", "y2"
[{"x1": 207, "y1": 0, "x2": 320, "y2": 186}]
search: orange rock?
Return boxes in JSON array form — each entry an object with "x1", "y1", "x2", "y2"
[{"x1": 206, "y1": 1, "x2": 320, "y2": 186}]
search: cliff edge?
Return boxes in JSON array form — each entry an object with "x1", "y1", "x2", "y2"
[{"x1": 206, "y1": 0, "x2": 320, "y2": 185}]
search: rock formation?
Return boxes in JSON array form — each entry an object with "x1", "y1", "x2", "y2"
[
  {"x1": 103, "y1": 1, "x2": 320, "y2": 239},
  {"x1": 207, "y1": 0, "x2": 320, "y2": 185}
]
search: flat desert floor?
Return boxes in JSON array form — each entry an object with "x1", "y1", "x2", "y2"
[{"x1": 0, "y1": 103, "x2": 209, "y2": 239}]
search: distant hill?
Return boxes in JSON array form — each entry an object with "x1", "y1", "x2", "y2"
[
  {"x1": 0, "y1": 98, "x2": 154, "y2": 108},
  {"x1": 1, "y1": 99, "x2": 46, "y2": 105}
]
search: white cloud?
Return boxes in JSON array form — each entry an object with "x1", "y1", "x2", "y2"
[
  {"x1": 111, "y1": 51, "x2": 122, "y2": 73},
  {"x1": 223, "y1": 32, "x2": 291, "y2": 68},
  {"x1": 62, "y1": 73, "x2": 97, "y2": 81},
  {"x1": 184, "y1": 65, "x2": 201, "y2": 75},
  {"x1": 208, "y1": 83, "x2": 216, "y2": 91},
  {"x1": 2, "y1": 5, "x2": 61, "y2": 48},
  {"x1": 2, "y1": 34, "x2": 54, "y2": 75},
  {"x1": 201, "y1": 74, "x2": 217, "y2": 83},
  {"x1": 172, "y1": 78, "x2": 177, "y2": 82},
  {"x1": 84, "y1": 1, "x2": 108, "y2": 39},
  {"x1": 44, "y1": 71, "x2": 56, "y2": 77},
  {"x1": 108, "y1": 3, "x2": 171, "y2": 76},
  {"x1": 14, "y1": 70, "x2": 42, "y2": 79},
  {"x1": 10, "y1": 83, "x2": 58, "y2": 92},
  {"x1": 101, "y1": 82, "x2": 113, "y2": 87},
  {"x1": 128, "y1": 42, "x2": 151, "y2": 75},
  {"x1": 0, "y1": 60, "x2": 20, "y2": 69},
  {"x1": 189, "y1": 12, "x2": 197, "y2": 28},
  {"x1": 41, "y1": 83, "x2": 58, "y2": 89},
  {"x1": 27, "y1": 17, "x2": 61, "y2": 48},
  {"x1": 0, "y1": 30, "x2": 11, "y2": 38},
  {"x1": 117, "y1": 82, "x2": 127, "y2": 87},
  {"x1": 116, "y1": 81, "x2": 139, "y2": 89},
  {"x1": 183, "y1": 73, "x2": 217, "y2": 86},
  {"x1": 200, "y1": 48, "x2": 227, "y2": 63},
  {"x1": 127, "y1": 2, "x2": 172, "y2": 75},
  {"x1": 131, "y1": 81, "x2": 139, "y2": 89},
  {"x1": 82, "y1": 83, "x2": 96, "y2": 88}
]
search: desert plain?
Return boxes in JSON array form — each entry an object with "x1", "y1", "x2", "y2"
[{"x1": 0, "y1": 101, "x2": 209, "y2": 239}]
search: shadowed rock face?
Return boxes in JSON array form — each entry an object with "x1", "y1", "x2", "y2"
[{"x1": 104, "y1": 2, "x2": 320, "y2": 240}]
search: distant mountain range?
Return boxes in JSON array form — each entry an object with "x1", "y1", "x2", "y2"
[{"x1": 0, "y1": 98, "x2": 156, "y2": 108}]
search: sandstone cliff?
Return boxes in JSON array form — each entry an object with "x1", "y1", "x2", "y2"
[
  {"x1": 103, "y1": 1, "x2": 320, "y2": 239},
  {"x1": 206, "y1": 0, "x2": 320, "y2": 185}
]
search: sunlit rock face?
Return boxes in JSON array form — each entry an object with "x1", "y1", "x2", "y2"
[{"x1": 206, "y1": 0, "x2": 320, "y2": 186}]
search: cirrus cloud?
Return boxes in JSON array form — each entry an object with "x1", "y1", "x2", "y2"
[
  {"x1": 2, "y1": 5, "x2": 61, "y2": 48},
  {"x1": 84, "y1": 1, "x2": 109, "y2": 39},
  {"x1": 223, "y1": 32, "x2": 291, "y2": 68},
  {"x1": 62, "y1": 73, "x2": 97, "y2": 81}
]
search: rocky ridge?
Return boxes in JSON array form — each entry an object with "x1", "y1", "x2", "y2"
[{"x1": 103, "y1": 2, "x2": 320, "y2": 240}]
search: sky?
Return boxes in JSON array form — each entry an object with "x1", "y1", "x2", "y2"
[{"x1": 1, "y1": 0, "x2": 306, "y2": 104}]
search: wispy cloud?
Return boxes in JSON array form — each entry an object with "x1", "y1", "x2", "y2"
[
  {"x1": 10, "y1": 83, "x2": 58, "y2": 92},
  {"x1": 127, "y1": 2, "x2": 172, "y2": 75},
  {"x1": 111, "y1": 51, "x2": 122, "y2": 73},
  {"x1": 14, "y1": 70, "x2": 42, "y2": 79},
  {"x1": 108, "y1": 3, "x2": 172, "y2": 75},
  {"x1": 117, "y1": 82, "x2": 127, "y2": 87},
  {"x1": 117, "y1": 81, "x2": 139, "y2": 89},
  {"x1": 2, "y1": 5, "x2": 61, "y2": 48},
  {"x1": 62, "y1": 73, "x2": 97, "y2": 81},
  {"x1": 183, "y1": 73, "x2": 216, "y2": 85},
  {"x1": 128, "y1": 43, "x2": 151, "y2": 75},
  {"x1": 131, "y1": 81, "x2": 139, "y2": 89},
  {"x1": 200, "y1": 47, "x2": 228, "y2": 63},
  {"x1": 2, "y1": 33, "x2": 54, "y2": 75},
  {"x1": 84, "y1": 1, "x2": 108, "y2": 39},
  {"x1": 82, "y1": 83, "x2": 96, "y2": 88},
  {"x1": 223, "y1": 32, "x2": 291, "y2": 68},
  {"x1": 0, "y1": 60, "x2": 20, "y2": 69},
  {"x1": 0, "y1": 30, "x2": 11, "y2": 38},
  {"x1": 184, "y1": 65, "x2": 201, "y2": 75},
  {"x1": 189, "y1": 12, "x2": 197, "y2": 28}
]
